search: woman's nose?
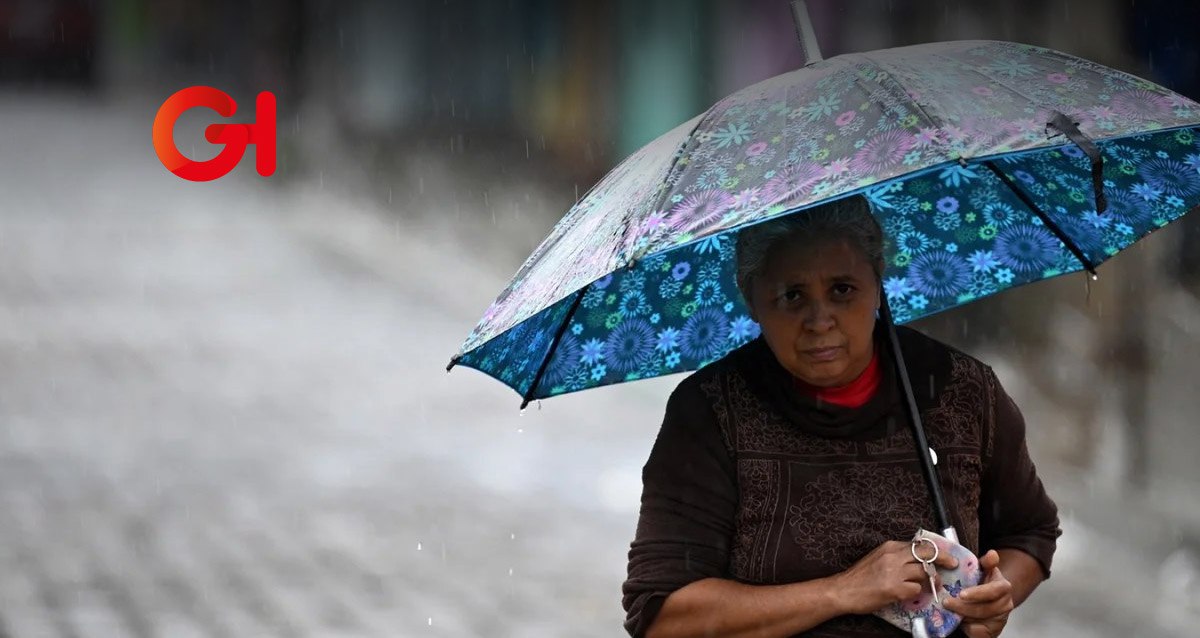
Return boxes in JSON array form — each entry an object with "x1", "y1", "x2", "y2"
[{"x1": 802, "y1": 302, "x2": 835, "y2": 332}]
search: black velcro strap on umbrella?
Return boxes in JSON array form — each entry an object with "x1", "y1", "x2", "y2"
[{"x1": 1048, "y1": 110, "x2": 1108, "y2": 213}]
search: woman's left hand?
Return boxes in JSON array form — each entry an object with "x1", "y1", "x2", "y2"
[{"x1": 941, "y1": 550, "x2": 1014, "y2": 638}]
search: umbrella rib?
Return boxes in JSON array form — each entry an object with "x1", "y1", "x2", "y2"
[
  {"x1": 982, "y1": 161, "x2": 1098, "y2": 275},
  {"x1": 633, "y1": 110, "x2": 725, "y2": 264},
  {"x1": 858, "y1": 51, "x2": 944, "y2": 133},
  {"x1": 520, "y1": 286, "x2": 588, "y2": 410}
]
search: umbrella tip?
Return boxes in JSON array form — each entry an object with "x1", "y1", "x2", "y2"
[
  {"x1": 446, "y1": 354, "x2": 461, "y2": 372},
  {"x1": 789, "y1": 0, "x2": 823, "y2": 64}
]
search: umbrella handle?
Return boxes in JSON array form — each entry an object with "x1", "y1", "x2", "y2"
[{"x1": 879, "y1": 293, "x2": 955, "y2": 535}]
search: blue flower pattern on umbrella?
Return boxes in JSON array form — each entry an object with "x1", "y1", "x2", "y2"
[
  {"x1": 680, "y1": 307, "x2": 733, "y2": 361},
  {"x1": 908, "y1": 251, "x2": 971, "y2": 299},
  {"x1": 605, "y1": 319, "x2": 656, "y2": 374}
]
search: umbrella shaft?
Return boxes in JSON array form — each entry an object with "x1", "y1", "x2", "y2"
[{"x1": 880, "y1": 295, "x2": 953, "y2": 532}]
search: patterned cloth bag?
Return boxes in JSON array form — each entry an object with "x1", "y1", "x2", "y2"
[{"x1": 873, "y1": 529, "x2": 984, "y2": 637}]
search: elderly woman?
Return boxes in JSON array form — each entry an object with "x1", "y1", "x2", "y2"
[{"x1": 621, "y1": 194, "x2": 1061, "y2": 638}]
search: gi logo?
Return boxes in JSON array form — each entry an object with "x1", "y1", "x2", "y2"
[{"x1": 153, "y1": 86, "x2": 276, "y2": 182}]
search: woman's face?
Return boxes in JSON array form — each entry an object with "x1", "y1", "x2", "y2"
[{"x1": 748, "y1": 234, "x2": 881, "y2": 387}]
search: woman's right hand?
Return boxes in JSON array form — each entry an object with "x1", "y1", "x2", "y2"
[{"x1": 829, "y1": 540, "x2": 960, "y2": 615}]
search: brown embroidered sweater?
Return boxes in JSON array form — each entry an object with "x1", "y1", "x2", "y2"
[{"x1": 622, "y1": 325, "x2": 1061, "y2": 638}]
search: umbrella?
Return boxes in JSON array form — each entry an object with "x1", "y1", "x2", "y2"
[
  {"x1": 448, "y1": 41, "x2": 1200, "y2": 399},
  {"x1": 447, "y1": 11, "x2": 1200, "y2": 538}
]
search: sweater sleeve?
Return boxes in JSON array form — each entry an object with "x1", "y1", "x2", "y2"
[
  {"x1": 978, "y1": 367, "x2": 1062, "y2": 579},
  {"x1": 621, "y1": 378, "x2": 739, "y2": 638}
]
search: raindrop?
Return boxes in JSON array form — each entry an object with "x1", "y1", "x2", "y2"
[
  {"x1": 388, "y1": 187, "x2": 393, "y2": 204},
  {"x1": 517, "y1": 428, "x2": 523, "y2": 433},
  {"x1": 417, "y1": 542, "x2": 422, "y2": 551},
  {"x1": 508, "y1": 568, "x2": 514, "y2": 576},
  {"x1": 428, "y1": 618, "x2": 433, "y2": 626},
  {"x1": 1091, "y1": 273, "x2": 1099, "y2": 281},
  {"x1": 511, "y1": 533, "x2": 516, "y2": 540},
  {"x1": 519, "y1": 408, "x2": 526, "y2": 416}
]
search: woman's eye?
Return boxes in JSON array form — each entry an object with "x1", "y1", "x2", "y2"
[
  {"x1": 781, "y1": 290, "x2": 804, "y2": 304},
  {"x1": 833, "y1": 284, "x2": 856, "y2": 296}
]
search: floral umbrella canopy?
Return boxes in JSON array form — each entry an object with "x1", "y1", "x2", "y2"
[{"x1": 448, "y1": 39, "x2": 1200, "y2": 408}]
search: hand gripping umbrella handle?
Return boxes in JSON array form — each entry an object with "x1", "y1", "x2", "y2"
[{"x1": 879, "y1": 293, "x2": 957, "y2": 540}]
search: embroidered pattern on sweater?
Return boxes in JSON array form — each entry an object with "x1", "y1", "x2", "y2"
[
  {"x1": 920, "y1": 351, "x2": 988, "y2": 449},
  {"x1": 704, "y1": 347, "x2": 990, "y2": 578},
  {"x1": 731, "y1": 458, "x2": 781, "y2": 582},
  {"x1": 718, "y1": 371, "x2": 859, "y2": 457},
  {"x1": 788, "y1": 463, "x2": 928, "y2": 567}
]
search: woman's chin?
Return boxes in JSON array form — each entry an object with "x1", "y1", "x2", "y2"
[{"x1": 796, "y1": 362, "x2": 848, "y2": 386}]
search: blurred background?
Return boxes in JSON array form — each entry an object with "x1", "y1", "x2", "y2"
[{"x1": 1, "y1": 0, "x2": 1198, "y2": 636}]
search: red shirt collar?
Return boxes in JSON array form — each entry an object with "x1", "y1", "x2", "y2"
[{"x1": 792, "y1": 348, "x2": 882, "y2": 408}]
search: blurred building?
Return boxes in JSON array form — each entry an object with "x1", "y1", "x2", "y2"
[{"x1": 0, "y1": 0, "x2": 98, "y2": 85}]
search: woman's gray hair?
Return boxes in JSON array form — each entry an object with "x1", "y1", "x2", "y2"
[{"x1": 734, "y1": 194, "x2": 884, "y2": 306}]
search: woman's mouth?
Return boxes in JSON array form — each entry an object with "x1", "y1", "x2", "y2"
[{"x1": 803, "y1": 346, "x2": 842, "y2": 362}]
